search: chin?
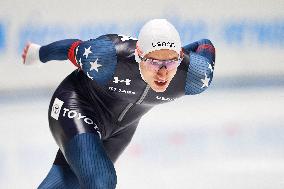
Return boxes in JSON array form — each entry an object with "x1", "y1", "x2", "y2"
[
  {"x1": 152, "y1": 88, "x2": 167, "y2": 93},
  {"x1": 151, "y1": 83, "x2": 169, "y2": 92}
]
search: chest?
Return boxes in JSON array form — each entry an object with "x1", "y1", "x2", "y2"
[{"x1": 105, "y1": 57, "x2": 187, "y2": 105}]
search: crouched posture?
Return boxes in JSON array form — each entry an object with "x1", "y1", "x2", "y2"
[{"x1": 22, "y1": 19, "x2": 215, "y2": 189}]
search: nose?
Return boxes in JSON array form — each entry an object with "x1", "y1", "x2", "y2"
[{"x1": 157, "y1": 66, "x2": 167, "y2": 78}]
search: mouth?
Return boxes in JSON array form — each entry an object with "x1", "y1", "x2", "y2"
[{"x1": 154, "y1": 80, "x2": 168, "y2": 87}]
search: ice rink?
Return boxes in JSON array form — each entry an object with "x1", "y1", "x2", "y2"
[{"x1": 1, "y1": 86, "x2": 284, "y2": 189}]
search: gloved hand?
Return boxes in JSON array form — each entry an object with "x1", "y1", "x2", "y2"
[{"x1": 22, "y1": 42, "x2": 41, "y2": 65}]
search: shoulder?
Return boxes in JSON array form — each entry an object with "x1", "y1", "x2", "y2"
[
  {"x1": 103, "y1": 34, "x2": 138, "y2": 58},
  {"x1": 74, "y1": 35, "x2": 119, "y2": 85},
  {"x1": 184, "y1": 52, "x2": 214, "y2": 95},
  {"x1": 73, "y1": 34, "x2": 137, "y2": 85},
  {"x1": 195, "y1": 39, "x2": 215, "y2": 54},
  {"x1": 183, "y1": 38, "x2": 216, "y2": 95}
]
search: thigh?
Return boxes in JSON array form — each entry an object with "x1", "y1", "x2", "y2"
[
  {"x1": 53, "y1": 120, "x2": 138, "y2": 165},
  {"x1": 46, "y1": 133, "x2": 117, "y2": 189},
  {"x1": 103, "y1": 121, "x2": 139, "y2": 163},
  {"x1": 48, "y1": 88, "x2": 102, "y2": 152}
]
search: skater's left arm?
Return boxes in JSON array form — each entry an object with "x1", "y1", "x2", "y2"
[{"x1": 182, "y1": 39, "x2": 216, "y2": 95}]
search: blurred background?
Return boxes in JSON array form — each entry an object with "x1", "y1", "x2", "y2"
[{"x1": 0, "y1": 0, "x2": 284, "y2": 188}]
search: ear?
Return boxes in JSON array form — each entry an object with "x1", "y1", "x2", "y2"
[
  {"x1": 180, "y1": 49, "x2": 184, "y2": 59},
  {"x1": 134, "y1": 48, "x2": 142, "y2": 63}
]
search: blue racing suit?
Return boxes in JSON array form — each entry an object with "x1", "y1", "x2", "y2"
[{"x1": 38, "y1": 33, "x2": 215, "y2": 189}]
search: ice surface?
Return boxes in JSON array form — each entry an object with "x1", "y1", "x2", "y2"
[{"x1": 1, "y1": 88, "x2": 283, "y2": 189}]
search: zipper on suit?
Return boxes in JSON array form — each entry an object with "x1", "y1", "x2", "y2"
[{"x1": 117, "y1": 85, "x2": 150, "y2": 122}]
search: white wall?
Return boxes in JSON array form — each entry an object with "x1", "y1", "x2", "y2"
[{"x1": 0, "y1": 0, "x2": 284, "y2": 89}]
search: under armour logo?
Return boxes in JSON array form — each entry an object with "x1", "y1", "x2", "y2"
[{"x1": 113, "y1": 77, "x2": 131, "y2": 85}]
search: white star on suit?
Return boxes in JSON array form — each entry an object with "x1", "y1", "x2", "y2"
[
  {"x1": 201, "y1": 73, "x2": 210, "y2": 88},
  {"x1": 83, "y1": 46, "x2": 92, "y2": 58},
  {"x1": 89, "y1": 58, "x2": 102, "y2": 72}
]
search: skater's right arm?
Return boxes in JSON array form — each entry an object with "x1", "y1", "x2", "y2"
[
  {"x1": 22, "y1": 34, "x2": 121, "y2": 86},
  {"x1": 22, "y1": 39, "x2": 81, "y2": 66}
]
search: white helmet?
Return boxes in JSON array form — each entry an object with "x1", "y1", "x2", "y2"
[{"x1": 135, "y1": 19, "x2": 182, "y2": 62}]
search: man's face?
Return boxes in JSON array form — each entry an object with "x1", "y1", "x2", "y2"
[{"x1": 139, "y1": 49, "x2": 179, "y2": 92}]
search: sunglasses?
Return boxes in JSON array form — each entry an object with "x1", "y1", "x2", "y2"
[{"x1": 139, "y1": 55, "x2": 183, "y2": 71}]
